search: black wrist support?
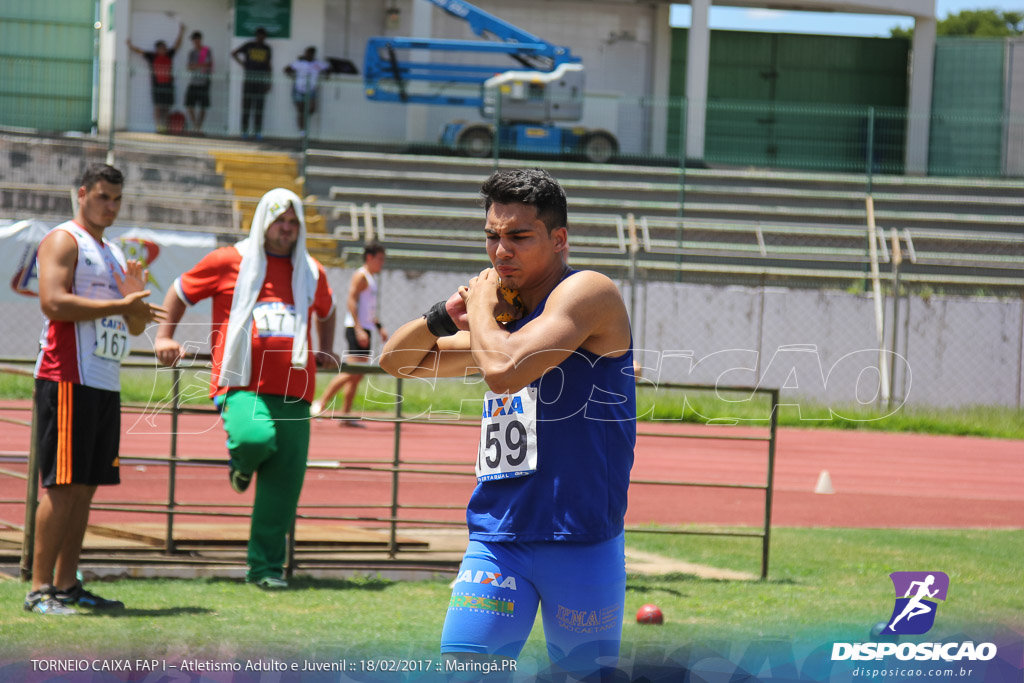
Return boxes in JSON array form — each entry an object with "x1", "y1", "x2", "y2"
[{"x1": 424, "y1": 300, "x2": 459, "y2": 337}]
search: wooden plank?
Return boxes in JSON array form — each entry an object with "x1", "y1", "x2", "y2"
[{"x1": 91, "y1": 523, "x2": 429, "y2": 548}]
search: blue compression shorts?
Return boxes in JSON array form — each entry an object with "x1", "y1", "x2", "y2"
[{"x1": 441, "y1": 532, "x2": 626, "y2": 676}]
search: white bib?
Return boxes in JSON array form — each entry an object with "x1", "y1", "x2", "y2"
[
  {"x1": 476, "y1": 387, "x2": 539, "y2": 482},
  {"x1": 253, "y1": 301, "x2": 297, "y2": 338},
  {"x1": 92, "y1": 316, "x2": 130, "y2": 361}
]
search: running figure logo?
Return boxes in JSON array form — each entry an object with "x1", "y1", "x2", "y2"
[{"x1": 885, "y1": 571, "x2": 949, "y2": 635}]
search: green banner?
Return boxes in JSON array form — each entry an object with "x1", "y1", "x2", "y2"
[{"x1": 234, "y1": 0, "x2": 291, "y2": 38}]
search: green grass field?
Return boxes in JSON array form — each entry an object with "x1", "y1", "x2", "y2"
[
  {"x1": 1, "y1": 528, "x2": 1021, "y2": 661},
  {"x1": 2, "y1": 369, "x2": 1023, "y2": 440}
]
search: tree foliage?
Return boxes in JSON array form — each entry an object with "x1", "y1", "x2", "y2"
[{"x1": 890, "y1": 9, "x2": 1024, "y2": 39}]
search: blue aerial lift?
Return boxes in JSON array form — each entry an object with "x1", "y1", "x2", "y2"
[{"x1": 363, "y1": 0, "x2": 618, "y2": 163}]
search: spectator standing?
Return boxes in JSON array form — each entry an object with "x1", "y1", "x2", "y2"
[
  {"x1": 185, "y1": 31, "x2": 213, "y2": 134},
  {"x1": 127, "y1": 23, "x2": 185, "y2": 133},
  {"x1": 284, "y1": 46, "x2": 331, "y2": 136},
  {"x1": 232, "y1": 27, "x2": 272, "y2": 140}
]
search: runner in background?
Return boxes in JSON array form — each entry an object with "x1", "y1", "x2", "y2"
[{"x1": 311, "y1": 242, "x2": 387, "y2": 425}]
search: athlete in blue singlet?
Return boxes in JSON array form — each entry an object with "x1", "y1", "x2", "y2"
[{"x1": 381, "y1": 169, "x2": 635, "y2": 680}]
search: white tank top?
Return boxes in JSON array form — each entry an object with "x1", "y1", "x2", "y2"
[
  {"x1": 34, "y1": 221, "x2": 129, "y2": 392},
  {"x1": 343, "y1": 266, "x2": 378, "y2": 330}
]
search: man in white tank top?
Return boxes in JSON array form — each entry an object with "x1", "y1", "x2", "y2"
[
  {"x1": 27, "y1": 164, "x2": 167, "y2": 614},
  {"x1": 311, "y1": 242, "x2": 387, "y2": 424}
]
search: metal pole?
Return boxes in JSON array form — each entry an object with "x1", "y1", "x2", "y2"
[
  {"x1": 676, "y1": 98, "x2": 688, "y2": 282},
  {"x1": 388, "y1": 377, "x2": 403, "y2": 559},
  {"x1": 627, "y1": 214, "x2": 639, "y2": 324},
  {"x1": 865, "y1": 196, "x2": 891, "y2": 405},
  {"x1": 888, "y1": 228, "x2": 902, "y2": 411},
  {"x1": 164, "y1": 368, "x2": 180, "y2": 554},
  {"x1": 106, "y1": 64, "x2": 117, "y2": 166},
  {"x1": 90, "y1": 0, "x2": 101, "y2": 134},
  {"x1": 761, "y1": 389, "x2": 778, "y2": 581},
  {"x1": 862, "y1": 105, "x2": 876, "y2": 293},
  {"x1": 300, "y1": 89, "x2": 311, "y2": 181},
  {"x1": 492, "y1": 91, "x2": 502, "y2": 170},
  {"x1": 756, "y1": 280, "x2": 766, "y2": 381},
  {"x1": 865, "y1": 106, "x2": 875, "y2": 195},
  {"x1": 678, "y1": 97, "x2": 687, "y2": 214},
  {"x1": 639, "y1": 267, "x2": 648, "y2": 356},
  {"x1": 20, "y1": 394, "x2": 40, "y2": 581}
]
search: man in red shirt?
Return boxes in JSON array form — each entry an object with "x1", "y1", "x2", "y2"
[
  {"x1": 154, "y1": 188, "x2": 337, "y2": 588},
  {"x1": 127, "y1": 23, "x2": 185, "y2": 133}
]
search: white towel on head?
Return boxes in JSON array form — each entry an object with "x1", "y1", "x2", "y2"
[{"x1": 218, "y1": 188, "x2": 320, "y2": 388}]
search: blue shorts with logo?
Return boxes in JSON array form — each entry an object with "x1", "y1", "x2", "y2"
[{"x1": 440, "y1": 532, "x2": 626, "y2": 676}]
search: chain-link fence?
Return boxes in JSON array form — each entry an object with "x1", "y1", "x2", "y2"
[
  {"x1": 3, "y1": 70, "x2": 1024, "y2": 413},
  {"x1": 369, "y1": 262, "x2": 1023, "y2": 413},
  {"x1": 3, "y1": 196, "x2": 1023, "y2": 413}
]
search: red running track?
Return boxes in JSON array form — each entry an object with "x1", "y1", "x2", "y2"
[{"x1": 1, "y1": 402, "x2": 1021, "y2": 529}]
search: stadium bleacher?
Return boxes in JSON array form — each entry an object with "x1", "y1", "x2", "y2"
[{"x1": 3, "y1": 132, "x2": 1021, "y2": 291}]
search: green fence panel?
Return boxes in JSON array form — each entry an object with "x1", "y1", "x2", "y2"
[
  {"x1": 669, "y1": 28, "x2": 908, "y2": 170},
  {"x1": 667, "y1": 29, "x2": 688, "y2": 158},
  {"x1": 929, "y1": 38, "x2": 1005, "y2": 177},
  {"x1": 0, "y1": 0, "x2": 95, "y2": 131}
]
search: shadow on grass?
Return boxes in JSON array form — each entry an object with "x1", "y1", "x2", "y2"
[
  {"x1": 201, "y1": 576, "x2": 397, "y2": 592},
  {"x1": 628, "y1": 584, "x2": 687, "y2": 597},
  {"x1": 80, "y1": 606, "x2": 215, "y2": 618},
  {"x1": 627, "y1": 572, "x2": 799, "y2": 586},
  {"x1": 284, "y1": 576, "x2": 395, "y2": 592}
]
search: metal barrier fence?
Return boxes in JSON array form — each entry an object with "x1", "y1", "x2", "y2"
[{"x1": 1, "y1": 358, "x2": 780, "y2": 580}]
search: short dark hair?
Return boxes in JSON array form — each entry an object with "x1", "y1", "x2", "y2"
[
  {"x1": 364, "y1": 241, "x2": 386, "y2": 259},
  {"x1": 255, "y1": 27, "x2": 267, "y2": 37},
  {"x1": 480, "y1": 168, "x2": 567, "y2": 233},
  {"x1": 79, "y1": 164, "x2": 124, "y2": 191},
  {"x1": 155, "y1": 40, "x2": 167, "y2": 49},
  {"x1": 191, "y1": 31, "x2": 202, "y2": 40}
]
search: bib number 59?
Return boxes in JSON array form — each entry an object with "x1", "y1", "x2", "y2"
[
  {"x1": 482, "y1": 419, "x2": 527, "y2": 468},
  {"x1": 476, "y1": 388, "x2": 538, "y2": 481}
]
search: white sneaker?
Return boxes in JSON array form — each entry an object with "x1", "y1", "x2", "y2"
[{"x1": 310, "y1": 400, "x2": 323, "y2": 417}]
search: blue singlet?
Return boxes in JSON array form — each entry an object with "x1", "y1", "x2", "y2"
[
  {"x1": 466, "y1": 270, "x2": 636, "y2": 542},
  {"x1": 442, "y1": 270, "x2": 637, "y2": 676}
]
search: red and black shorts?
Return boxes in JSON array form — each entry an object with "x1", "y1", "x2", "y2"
[{"x1": 34, "y1": 379, "x2": 121, "y2": 488}]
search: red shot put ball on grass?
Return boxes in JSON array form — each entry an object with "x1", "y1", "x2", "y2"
[{"x1": 636, "y1": 604, "x2": 663, "y2": 624}]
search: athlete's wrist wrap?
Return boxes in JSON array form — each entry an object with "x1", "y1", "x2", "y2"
[{"x1": 424, "y1": 301, "x2": 459, "y2": 337}]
